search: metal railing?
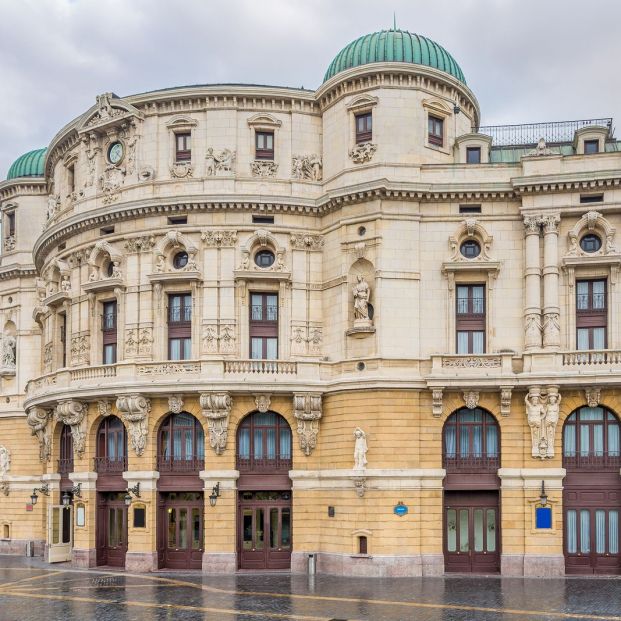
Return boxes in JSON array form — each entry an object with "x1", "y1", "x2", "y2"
[
  {"x1": 475, "y1": 118, "x2": 614, "y2": 147},
  {"x1": 93, "y1": 456, "x2": 127, "y2": 473},
  {"x1": 57, "y1": 458, "x2": 73, "y2": 475},
  {"x1": 563, "y1": 453, "x2": 621, "y2": 470},
  {"x1": 443, "y1": 455, "x2": 499, "y2": 473},
  {"x1": 236, "y1": 456, "x2": 292, "y2": 472},
  {"x1": 157, "y1": 456, "x2": 205, "y2": 472}
]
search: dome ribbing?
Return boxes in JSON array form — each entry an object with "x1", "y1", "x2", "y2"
[{"x1": 6, "y1": 148, "x2": 46, "y2": 180}]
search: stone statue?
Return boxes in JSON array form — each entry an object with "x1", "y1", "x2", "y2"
[
  {"x1": 353, "y1": 275, "x2": 370, "y2": 321},
  {"x1": 1, "y1": 335, "x2": 16, "y2": 369},
  {"x1": 544, "y1": 391, "x2": 561, "y2": 457},
  {"x1": 525, "y1": 388, "x2": 561, "y2": 459},
  {"x1": 0, "y1": 445, "x2": 10, "y2": 477},
  {"x1": 525, "y1": 390, "x2": 545, "y2": 458},
  {"x1": 205, "y1": 148, "x2": 217, "y2": 176},
  {"x1": 353, "y1": 427, "x2": 368, "y2": 470}
]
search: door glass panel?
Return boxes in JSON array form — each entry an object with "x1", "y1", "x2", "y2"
[
  {"x1": 109, "y1": 508, "x2": 120, "y2": 548},
  {"x1": 595, "y1": 510, "x2": 606, "y2": 554},
  {"x1": 255, "y1": 509, "x2": 264, "y2": 549},
  {"x1": 179, "y1": 509, "x2": 188, "y2": 549},
  {"x1": 566, "y1": 510, "x2": 577, "y2": 553},
  {"x1": 51, "y1": 508, "x2": 60, "y2": 545},
  {"x1": 473, "y1": 509, "x2": 484, "y2": 552},
  {"x1": 580, "y1": 510, "x2": 590, "y2": 553},
  {"x1": 192, "y1": 508, "x2": 201, "y2": 550},
  {"x1": 459, "y1": 509, "x2": 469, "y2": 552},
  {"x1": 270, "y1": 508, "x2": 278, "y2": 548},
  {"x1": 609, "y1": 511, "x2": 618, "y2": 554},
  {"x1": 167, "y1": 509, "x2": 176, "y2": 548},
  {"x1": 242, "y1": 509, "x2": 253, "y2": 550},
  {"x1": 281, "y1": 508, "x2": 291, "y2": 549},
  {"x1": 62, "y1": 507, "x2": 71, "y2": 544},
  {"x1": 486, "y1": 510, "x2": 496, "y2": 552},
  {"x1": 447, "y1": 509, "x2": 457, "y2": 552}
]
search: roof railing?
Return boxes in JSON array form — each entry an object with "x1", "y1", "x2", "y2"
[{"x1": 473, "y1": 118, "x2": 614, "y2": 148}]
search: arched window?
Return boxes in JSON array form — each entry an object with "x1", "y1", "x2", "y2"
[
  {"x1": 236, "y1": 411, "x2": 292, "y2": 472},
  {"x1": 95, "y1": 416, "x2": 127, "y2": 473},
  {"x1": 443, "y1": 408, "x2": 499, "y2": 472},
  {"x1": 58, "y1": 424, "x2": 73, "y2": 475},
  {"x1": 158, "y1": 412, "x2": 204, "y2": 471},
  {"x1": 563, "y1": 406, "x2": 620, "y2": 469}
]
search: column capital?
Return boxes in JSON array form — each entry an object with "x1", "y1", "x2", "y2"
[
  {"x1": 540, "y1": 213, "x2": 561, "y2": 235},
  {"x1": 523, "y1": 215, "x2": 541, "y2": 234}
]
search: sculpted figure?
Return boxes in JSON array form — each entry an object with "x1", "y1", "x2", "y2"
[
  {"x1": 525, "y1": 391, "x2": 545, "y2": 457},
  {"x1": 1, "y1": 335, "x2": 16, "y2": 368},
  {"x1": 353, "y1": 275, "x2": 370, "y2": 321},
  {"x1": 353, "y1": 427, "x2": 368, "y2": 470},
  {"x1": 205, "y1": 148, "x2": 216, "y2": 176},
  {"x1": 0, "y1": 446, "x2": 10, "y2": 477},
  {"x1": 544, "y1": 392, "x2": 561, "y2": 457}
]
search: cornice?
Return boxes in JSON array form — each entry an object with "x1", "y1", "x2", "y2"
[
  {"x1": 512, "y1": 169, "x2": 621, "y2": 194},
  {"x1": 0, "y1": 178, "x2": 47, "y2": 201},
  {"x1": 0, "y1": 263, "x2": 37, "y2": 281}
]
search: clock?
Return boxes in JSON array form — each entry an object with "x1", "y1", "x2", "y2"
[{"x1": 107, "y1": 141, "x2": 124, "y2": 164}]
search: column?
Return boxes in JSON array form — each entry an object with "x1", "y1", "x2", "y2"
[
  {"x1": 542, "y1": 214, "x2": 561, "y2": 349},
  {"x1": 523, "y1": 216, "x2": 542, "y2": 350}
]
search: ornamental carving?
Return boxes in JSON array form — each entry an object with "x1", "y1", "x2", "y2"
[
  {"x1": 124, "y1": 236, "x2": 156, "y2": 253},
  {"x1": 541, "y1": 214, "x2": 560, "y2": 235},
  {"x1": 168, "y1": 395, "x2": 184, "y2": 414},
  {"x1": 138, "y1": 166, "x2": 156, "y2": 182},
  {"x1": 353, "y1": 427, "x2": 368, "y2": 470},
  {"x1": 200, "y1": 392, "x2": 232, "y2": 455},
  {"x1": 99, "y1": 164, "x2": 126, "y2": 204},
  {"x1": 255, "y1": 394, "x2": 271, "y2": 413},
  {"x1": 463, "y1": 391, "x2": 480, "y2": 410},
  {"x1": 353, "y1": 476, "x2": 367, "y2": 498},
  {"x1": 349, "y1": 142, "x2": 377, "y2": 164},
  {"x1": 125, "y1": 328, "x2": 153, "y2": 356},
  {"x1": 500, "y1": 387, "x2": 512, "y2": 417},
  {"x1": 251, "y1": 160, "x2": 278, "y2": 177},
  {"x1": 0, "y1": 481, "x2": 8, "y2": 496},
  {"x1": 442, "y1": 356, "x2": 501, "y2": 368},
  {"x1": 116, "y1": 394, "x2": 151, "y2": 456},
  {"x1": 585, "y1": 387, "x2": 601, "y2": 408},
  {"x1": 524, "y1": 313, "x2": 542, "y2": 349},
  {"x1": 566, "y1": 211, "x2": 617, "y2": 257},
  {"x1": 526, "y1": 138, "x2": 559, "y2": 157},
  {"x1": 0, "y1": 334, "x2": 16, "y2": 375},
  {"x1": 291, "y1": 154, "x2": 322, "y2": 181},
  {"x1": 70, "y1": 334, "x2": 90, "y2": 366},
  {"x1": 0, "y1": 445, "x2": 11, "y2": 478},
  {"x1": 293, "y1": 393, "x2": 322, "y2": 456},
  {"x1": 542, "y1": 312, "x2": 560, "y2": 348},
  {"x1": 448, "y1": 219, "x2": 494, "y2": 263},
  {"x1": 55, "y1": 400, "x2": 87, "y2": 456},
  {"x1": 432, "y1": 388, "x2": 443, "y2": 418},
  {"x1": 3, "y1": 236, "x2": 16, "y2": 252},
  {"x1": 201, "y1": 230, "x2": 238, "y2": 247},
  {"x1": 170, "y1": 162, "x2": 193, "y2": 178},
  {"x1": 85, "y1": 93, "x2": 126, "y2": 128},
  {"x1": 353, "y1": 275, "x2": 371, "y2": 326},
  {"x1": 137, "y1": 363, "x2": 200, "y2": 375},
  {"x1": 205, "y1": 148, "x2": 236, "y2": 175},
  {"x1": 201, "y1": 324, "x2": 236, "y2": 355},
  {"x1": 98, "y1": 400, "x2": 113, "y2": 417},
  {"x1": 26, "y1": 407, "x2": 52, "y2": 462},
  {"x1": 82, "y1": 133, "x2": 100, "y2": 188},
  {"x1": 290, "y1": 326, "x2": 322, "y2": 356},
  {"x1": 290, "y1": 233, "x2": 324, "y2": 251},
  {"x1": 525, "y1": 386, "x2": 561, "y2": 459}
]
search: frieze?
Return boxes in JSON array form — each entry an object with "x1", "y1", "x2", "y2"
[
  {"x1": 201, "y1": 230, "x2": 238, "y2": 247},
  {"x1": 290, "y1": 233, "x2": 324, "y2": 251},
  {"x1": 441, "y1": 356, "x2": 501, "y2": 368},
  {"x1": 250, "y1": 160, "x2": 278, "y2": 177},
  {"x1": 291, "y1": 154, "x2": 322, "y2": 181},
  {"x1": 349, "y1": 142, "x2": 377, "y2": 164},
  {"x1": 124, "y1": 235, "x2": 156, "y2": 254},
  {"x1": 137, "y1": 363, "x2": 200, "y2": 375}
]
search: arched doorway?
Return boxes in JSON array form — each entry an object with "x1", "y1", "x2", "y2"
[
  {"x1": 236, "y1": 411, "x2": 292, "y2": 570},
  {"x1": 442, "y1": 407, "x2": 500, "y2": 574},
  {"x1": 563, "y1": 405, "x2": 621, "y2": 575},
  {"x1": 156, "y1": 412, "x2": 205, "y2": 570},
  {"x1": 49, "y1": 424, "x2": 74, "y2": 563},
  {"x1": 95, "y1": 416, "x2": 128, "y2": 567}
]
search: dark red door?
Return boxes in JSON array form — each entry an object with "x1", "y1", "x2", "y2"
[
  {"x1": 96, "y1": 492, "x2": 127, "y2": 567},
  {"x1": 564, "y1": 488, "x2": 620, "y2": 575},
  {"x1": 158, "y1": 492, "x2": 203, "y2": 569},
  {"x1": 444, "y1": 491, "x2": 499, "y2": 573},
  {"x1": 238, "y1": 491, "x2": 291, "y2": 570}
]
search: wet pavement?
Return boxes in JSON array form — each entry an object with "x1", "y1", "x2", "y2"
[{"x1": 0, "y1": 557, "x2": 619, "y2": 621}]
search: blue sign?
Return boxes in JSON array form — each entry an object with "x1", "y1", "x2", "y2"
[
  {"x1": 393, "y1": 503, "x2": 408, "y2": 516},
  {"x1": 535, "y1": 507, "x2": 552, "y2": 529}
]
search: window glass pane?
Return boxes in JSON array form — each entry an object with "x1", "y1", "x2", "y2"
[
  {"x1": 580, "y1": 425, "x2": 590, "y2": 457},
  {"x1": 593, "y1": 328, "x2": 606, "y2": 349},
  {"x1": 593, "y1": 281, "x2": 605, "y2": 309},
  {"x1": 266, "y1": 134, "x2": 273, "y2": 149},
  {"x1": 576, "y1": 282, "x2": 589, "y2": 309},
  {"x1": 609, "y1": 511, "x2": 619, "y2": 554},
  {"x1": 580, "y1": 510, "x2": 590, "y2": 553},
  {"x1": 182, "y1": 338, "x2": 192, "y2": 360},
  {"x1": 167, "y1": 510, "x2": 177, "y2": 548},
  {"x1": 566, "y1": 510, "x2": 577, "y2": 553},
  {"x1": 253, "y1": 429, "x2": 263, "y2": 459},
  {"x1": 459, "y1": 510, "x2": 469, "y2": 552},
  {"x1": 474, "y1": 509, "x2": 484, "y2": 552},
  {"x1": 564, "y1": 424, "x2": 576, "y2": 456},
  {"x1": 457, "y1": 332, "x2": 469, "y2": 354},
  {"x1": 581, "y1": 406, "x2": 604, "y2": 421},
  {"x1": 445, "y1": 426, "x2": 456, "y2": 457},
  {"x1": 472, "y1": 332, "x2": 484, "y2": 354},
  {"x1": 593, "y1": 424, "x2": 604, "y2": 456},
  {"x1": 265, "y1": 338, "x2": 278, "y2": 360},
  {"x1": 251, "y1": 295, "x2": 263, "y2": 320},
  {"x1": 447, "y1": 509, "x2": 457, "y2": 552},
  {"x1": 103, "y1": 344, "x2": 116, "y2": 365},
  {"x1": 52, "y1": 508, "x2": 60, "y2": 545},
  {"x1": 169, "y1": 339, "x2": 181, "y2": 360},
  {"x1": 173, "y1": 428, "x2": 182, "y2": 459},
  {"x1": 595, "y1": 510, "x2": 606, "y2": 554},
  {"x1": 486, "y1": 425, "x2": 498, "y2": 457},
  {"x1": 179, "y1": 509, "x2": 188, "y2": 549},
  {"x1": 196, "y1": 426, "x2": 205, "y2": 459},
  {"x1": 608, "y1": 423, "x2": 620, "y2": 456},
  {"x1": 62, "y1": 507, "x2": 71, "y2": 544},
  {"x1": 281, "y1": 508, "x2": 291, "y2": 548},
  {"x1": 192, "y1": 508, "x2": 201, "y2": 550},
  {"x1": 251, "y1": 338, "x2": 263, "y2": 360},
  {"x1": 255, "y1": 509, "x2": 264, "y2": 549},
  {"x1": 486, "y1": 510, "x2": 496, "y2": 552},
  {"x1": 242, "y1": 510, "x2": 252, "y2": 550},
  {"x1": 266, "y1": 295, "x2": 278, "y2": 320},
  {"x1": 280, "y1": 428, "x2": 291, "y2": 459},
  {"x1": 472, "y1": 425, "x2": 482, "y2": 457},
  {"x1": 576, "y1": 329, "x2": 589, "y2": 351},
  {"x1": 270, "y1": 508, "x2": 278, "y2": 548},
  {"x1": 456, "y1": 287, "x2": 468, "y2": 313},
  {"x1": 459, "y1": 426, "x2": 470, "y2": 457},
  {"x1": 266, "y1": 428, "x2": 276, "y2": 458}
]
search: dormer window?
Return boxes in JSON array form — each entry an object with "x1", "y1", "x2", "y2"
[
  {"x1": 428, "y1": 115, "x2": 444, "y2": 147},
  {"x1": 255, "y1": 132, "x2": 274, "y2": 160},
  {"x1": 175, "y1": 133, "x2": 191, "y2": 161},
  {"x1": 584, "y1": 139, "x2": 600, "y2": 155},
  {"x1": 355, "y1": 113, "x2": 372, "y2": 144},
  {"x1": 466, "y1": 147, "x2": 481, "y2": 164}
]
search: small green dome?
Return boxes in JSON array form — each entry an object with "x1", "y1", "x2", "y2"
[
  {"x1": 324, "y1": 29, "x2": 466, "y2": 84},
  {"x1": 6, "y1": 148, "x2": 46, "y2": 180}
]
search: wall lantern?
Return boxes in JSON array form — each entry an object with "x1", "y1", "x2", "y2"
[
  {"x1": 539, "y1": 480, "x2": 548, "y2": 507},
  {"x1": 209, "y1": 482, "x2": 220, "y2": 507},
  {"x1": 30, "y1": 483, "x2": 50, "y2": 506},
  {"x1": 124, "y1": 483, "x2": 141, "y2": 507},
  {"x1": 61, "y1": 483, "x2": 82, "y2": 507}
]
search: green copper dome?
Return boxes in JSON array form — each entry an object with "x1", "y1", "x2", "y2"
[
  {"x1": 324, "y1": 29, "x2": 466, "y2": 84},
  {"x1": 6, "y1": 148, "x2": 46, "y2": 180}
]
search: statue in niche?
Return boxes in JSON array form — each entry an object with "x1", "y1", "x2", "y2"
[
  {"x1": 352, "y1": 275, "x2": 371, "y2": 323},
  {"x1": 1, "y1": 335, "x2": 16, "y2": 369},
  {"x1": 353, "y1": 427, "x2": 368, "y2": 470}
]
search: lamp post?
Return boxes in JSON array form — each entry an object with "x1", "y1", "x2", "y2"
[
  {"x1": 539, "y1": 480, "x2": 548, "y2": 507},
  {"x1": 124, "y1": 483, "x2": 140, "y2": 506},
  {"x1": 30, "y1": 483, "x2": 50, "y2": 506},
  {"x1": 209, "y1": 482, "x2": 220, "y2": 507}
]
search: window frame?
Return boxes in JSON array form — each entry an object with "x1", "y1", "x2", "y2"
[
  {"x1": 466, "y1": 146, "x2": 481, "y2": 164},
  {"x1": 455, "y1": 284, "x2": 486, "y2": 354},
  {"x1": 175, "y1": 132, "x2": 192, "y2": 162},
  {"x1": 102, "y1": 300, "x2": 117, "y2": 364},
  {"x1": 255, "y1": 131, "x2": 275, "y2": 160},
  {"x1": 576, "y1": 279, "x2": 607, "y2": 350},
  {"x1": 354, "y1": 112, "x2": 373, "y2": 144},
  {"x1": 249, "y1": 292, "x2": 278, "y2": 360},
  {"x1": 168, "y1": 293, "x2": 192, "y2": 360},
  {"x1": 584, "y1": 139, "x2": 600, "y2": 155},
  {"x1": 428, "y1": 114, "x2": 445, "y2": 147}
]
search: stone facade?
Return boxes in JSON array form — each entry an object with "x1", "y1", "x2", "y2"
[{"x1": 0, "y1": 32, "x2": 620, "y2": 577}]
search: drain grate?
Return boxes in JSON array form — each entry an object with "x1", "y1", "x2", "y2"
[{"x1": 90, "y1": 575, "x2": 123, "y2": 587}]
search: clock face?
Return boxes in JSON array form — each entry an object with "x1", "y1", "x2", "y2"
[{"x1": 108, "y1": 142, "x2": 124, "y2": 164}]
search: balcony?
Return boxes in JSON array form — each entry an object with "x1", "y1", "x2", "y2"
[
  {"x1": 157, "y1": 456, "x2": 205, "y2": 472},
  {"x1": 224, "y1": 359, "x2": 297, "y2": 375},
  {"x1": 58, "y1": 458, "x2": 73, "y2": 476},
  {"x1": 429, "y1": 352, "x2": 515, "y2": 383},
  {"x1": 563, "y1": 453, "x2": 621, "y2": 471},
  {"x1": 236, "y1": 456, "x2": 292, "y2": 473},
  {"x1": 562, "y1": 349, "x2": 621, "y2": 367},
  {"x1": 94, "y1": 456, "x2": 127, "y2": 473},
  {"x1": 443, "y1": 455, "x2": 500, "y2": 473}
]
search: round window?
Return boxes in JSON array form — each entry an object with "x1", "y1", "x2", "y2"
[
  {"x1": 173, "y1": 251, "x2": 189, "y2": 269},
  {"x1": 460, "y1": 240, "x2": 481, "y2": 259},
  {"x1": 580, "y1": 234, "x2": 602, "y2": 253},
  {"x1": 255, "y1": 250, "x2": 275, "y2": 268}
]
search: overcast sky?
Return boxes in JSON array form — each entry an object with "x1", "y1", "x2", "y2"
[{"x1": 1, "y1": 0, "x2": 620, "y2": 178}]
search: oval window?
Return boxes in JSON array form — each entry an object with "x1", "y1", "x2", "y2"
[
  {"x1": 460, "y1": 240, "x2": 481, "y2": 259},
  {"x1": 255, "y1": 250, "x2": 275, "y2": 268},
  {"x1": 580, "y1": 234, "x2": 602, "y2": 253},
  {"x1": 106, "y1": 262, "x2": 114, "y2": 278},
  {"x1": 173, "y1": 251, "x2": 189, "y2": 269}
]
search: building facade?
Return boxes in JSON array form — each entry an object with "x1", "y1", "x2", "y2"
[{"x1": 0, "y1": 29, "x2": 620, "y2": 576}]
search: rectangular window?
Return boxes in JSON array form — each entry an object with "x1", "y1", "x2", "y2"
[
  {"x1": 459, "y1": 205, "x2": 482, "y2": 214},
  {"x1": 576, "y1": 279, "x2": 607, "y2": 350},
  {"x1": 255, "y1": 131, "x2": 274, "y2": 160},
  {"x1": 168, "y1": 293, "x2": 192, "y2": 360},
  {"x1": 252, "y1": 214, "x2": 274, "y2": 224},
  {"x1": 6, "y1": 212, "x2": 15, "y2": 237},
  {"x1": 249, "y1": 292, "x2": 278, "y2": 359},
  {"x1": 466, "y1": 147, "x2": 481, "y2": 164},
  {"x1": 175, "y1": 133, "x2": 191, "y2": 161},
  {"x1": 102, "y1": 300, "x2": 117, "y2": 364},
  {"x1": 355, "y1": 112, "x2": 372, "y2": 144},
  {"x1": 584, "y1": 139, "x2": 600, "y2": 155},
  {"x1": 456, "y1": 284, "x2": 485, "y2": 354},
  {"x1": 580, "y1": 193, "x2": 604, "y2": 204},
  {"x1": 428, "y1": 115, "x2": 444, "y2": 147},
  {"x1": 59, "y1": 313, "x2": 67, "y2": 368},
  {"x1": 68, "y1": 164, "x2": 75, "y2": 193}
]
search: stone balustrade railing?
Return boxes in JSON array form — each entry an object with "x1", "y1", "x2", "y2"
[
  {"x1": 561, "y1": 350, "x2": 621, "y2": 366},
  {"x1": 224, "y1": 359, "x2": 298, "y2": 374}
]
